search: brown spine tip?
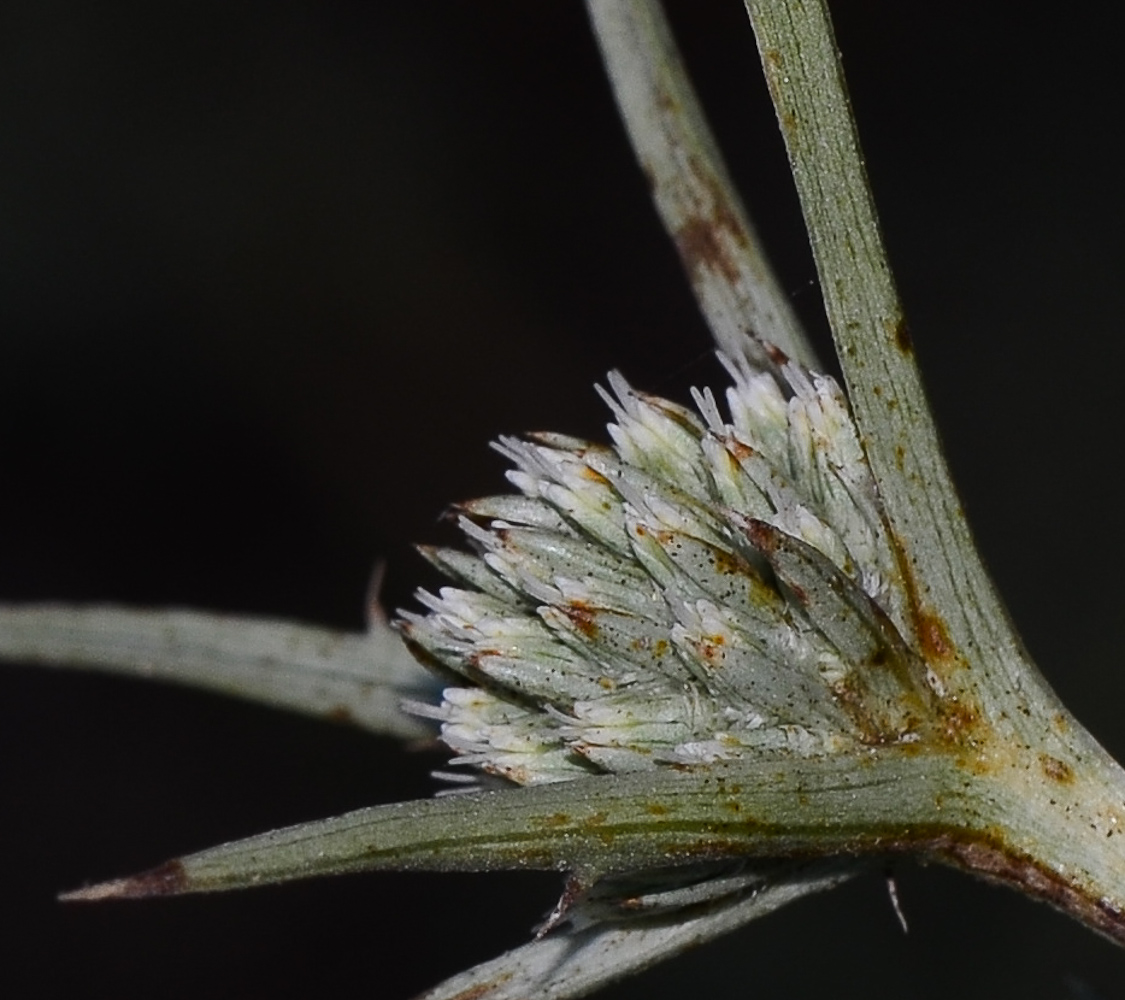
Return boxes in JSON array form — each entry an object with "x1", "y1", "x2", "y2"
[{"x1": 59, "y1": 859, "x2": 188, "y2": 902}]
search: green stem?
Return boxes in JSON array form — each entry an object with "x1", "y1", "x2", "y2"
[
  {"x1": 740, "y1": 0, "x2": 1125, "y2": 948},
  {"x1": 741, "y1": 0, "x2": 1047, "y2": 722}
]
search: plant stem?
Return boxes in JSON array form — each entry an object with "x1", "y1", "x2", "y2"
[
  {"x1": 587, "y1": 0, "x2": 817, "y2": 368},
  {"x1": 742, "y1": 0, "x2": 1125, "y2": 947},
  {"x1": 741, "y1": 0, "x2": 1049, "y2": 723}
]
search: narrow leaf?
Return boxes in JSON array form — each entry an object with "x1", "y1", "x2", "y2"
[
  {"x1": 586, "y1": 0, "x2": 817, "y2": 368},
  {"x1": 0, "y1": 604, "x2": 435, "y2": 739},
  {"x1": 61, "y1": 752, "x2": 979, "y2": 901}
]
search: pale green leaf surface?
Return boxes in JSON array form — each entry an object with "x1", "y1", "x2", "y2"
[
  {"x1": 0, "y1": 604, "x2": 434, "y2": 739},
  {"x1": 62, "y1": 751, "x2": 979, "y2": 901}
]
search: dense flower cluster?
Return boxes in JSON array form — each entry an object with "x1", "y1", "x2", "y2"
[{"x1": 400, "y1": 356, "x2": 938, "y2": 787}]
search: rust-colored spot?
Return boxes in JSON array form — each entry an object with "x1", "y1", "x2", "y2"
[
  {"x1": 917, "y1": 610, "x2": 953, "y2": 661},
  {"x1": 532, "y1": 812, "x2": 571, "y2": 829},
  {"x1": 727, "y1": 440, "x2": 756, "y2": 461},
  {"x1": 1040, "y1": 754, "x2": 1074, "y2": 784},
  {"x1": 646, "y1": 803, "x2": 669, "y2": 816},
  {"x1": 1053, "y1": 713, "x2": 1070, "y2": 735},
  {"x1": 830, "y1": 677, "x2": 876, "y2": 738},
  {"x1": 893, "y1": 317, "x2": 913, "y2": 354},
  {"x1": 654, "y1": 83, "x2": 677, "y2": 114},
  {"x1": 711, "y1": 548, "x2": 744, "y2": 576},
  {"x1": 894, "y1": 444, "x2": 905, "y2": 471},
  {"x1": 580, "y1": 466, "x2": 610, "y2": 485},
  {"x1": 584, "y1": 810, "x2": 615, "y2": 847},
  {"x1": 324, "y1": 705, "x2": 355, "y2": 725},
  {"x1": 699, "y1": 640, "x2": 723, "y2": 665},
  {"x1": 672, "y1": 155, "x2": 752, "y2": 291},
  {"x1": 468, "y1": 648, "x2": 501, "y2": 670},
  {"x1": 762, "y1": 340, "x2": 790, "y2": 366},
  {"x1": 493, "y1": 843, "x2": 559, "y2": 869},
  {"x1": 741, "y1": 519, "x2": 778, "y2": 556},
  {"x1": 943, "y1": 701, "x2": 982, "y2": 749},
  {"x1": 897, "y1": 737, "x2": 925, "y2": 758},
  {"x1": 659, "y1": 836, "x2": 747, "y2": 862},
  {"x1": 563, "y1": 603, "x2": 600, "y2": 640},
  {"x1": 675, "y1": 215, "x2": 740, "y2": 286},
  {"x1": 447, "y1": 973, "x2": 514, "y2": 1000}
]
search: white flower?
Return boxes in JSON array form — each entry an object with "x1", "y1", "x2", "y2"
[{"x1": 400, "y1": 355, "x2": 939, "y2": 788}]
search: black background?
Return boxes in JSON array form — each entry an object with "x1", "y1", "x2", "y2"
[{"x1": 2, "y1": 2, "x2": 1124, "y2": 998}]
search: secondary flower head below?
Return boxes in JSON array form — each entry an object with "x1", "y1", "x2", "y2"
[{"x1": 399, "y1": 355, "x2": 939, "y2": 788}]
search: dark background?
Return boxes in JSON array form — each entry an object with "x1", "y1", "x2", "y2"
[{"x1": 2, "y1": 2, "x2": 1123, "y2": 997}]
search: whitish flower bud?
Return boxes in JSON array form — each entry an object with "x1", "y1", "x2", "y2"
[{"x1": 399, "y1": 356, "x2": 938, "y2": 786}]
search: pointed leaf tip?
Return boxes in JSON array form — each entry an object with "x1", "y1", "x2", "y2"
[{"x1": 59, "y1": 860, "x2": 188, "y2": 902}]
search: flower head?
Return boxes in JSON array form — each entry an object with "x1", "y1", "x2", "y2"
[{"x1": 400, "y1": 354, "x2": 940, "y2": 789}]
